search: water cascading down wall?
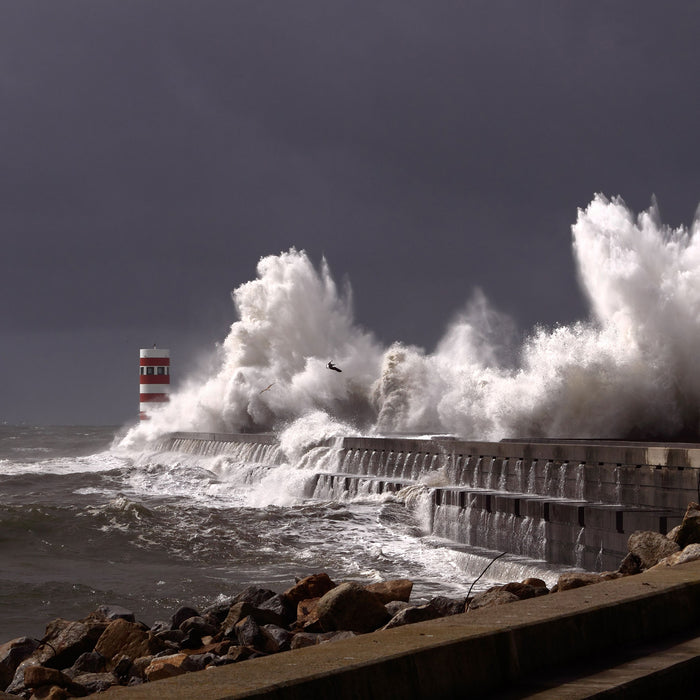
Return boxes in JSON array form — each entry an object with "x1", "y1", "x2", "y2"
[{"x1": 159, "y1": 432, "x2": 700, "y2": 572}]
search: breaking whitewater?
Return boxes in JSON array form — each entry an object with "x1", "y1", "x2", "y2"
[{"x1": 3, "y1": 194, "x2": 700, "y2": 641}]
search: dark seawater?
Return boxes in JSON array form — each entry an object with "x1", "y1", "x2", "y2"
[{"x1": 0, "y1": 425, "x2": 557, "y2": 643}]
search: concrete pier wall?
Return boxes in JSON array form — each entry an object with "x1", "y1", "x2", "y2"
[{"x1": 159, "y1": 433, "x2": 700, "y2": 572}]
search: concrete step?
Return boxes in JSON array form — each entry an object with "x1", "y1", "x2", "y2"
[{"x1": 493, "y1": 631, "x2": 700, "y2": 698}]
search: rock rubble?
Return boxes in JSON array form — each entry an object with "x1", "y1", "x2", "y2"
[{"x1": 2, "y1": 502, "x2": 699, "y2": 698}]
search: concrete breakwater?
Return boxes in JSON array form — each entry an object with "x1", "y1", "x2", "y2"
[{"x1": 158, "y1": 432, "x2": 700, "y2": 572}]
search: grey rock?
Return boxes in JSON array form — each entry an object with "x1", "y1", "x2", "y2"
[
  {"x1": 382, "y1": 603, "x2": 442, "y2": 630},
  {"x1": 0, "y1": 637, "x2": 40, "y2": 691},
  {"x1": 232, "y1": 586, "x2": 276, "y2": 608},
  {"x1": 467, "y1": 589, "x2": 519, "y2": 610},
  {"x1": 628, "y1": 530, "x2": 680, "y2": 570},
  {"x1": 95, "y1": 605, "x2": 136, "y2": 623},
  {"x1": 170, "y1": 606, "x2": 200, "y2": 631}
]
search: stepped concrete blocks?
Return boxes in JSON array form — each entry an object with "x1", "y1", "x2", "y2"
[{"x1": 164, "y1": 433, "x2": 700, "y2": 572}]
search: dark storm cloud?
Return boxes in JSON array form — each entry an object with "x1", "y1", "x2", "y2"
[{"x1": 2, "y1": 1, "x2": 699, "y2": 422}]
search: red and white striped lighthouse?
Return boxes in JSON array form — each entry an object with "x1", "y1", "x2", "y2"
[{"x1": 139, "y1": 346, "x2": 170, "y2": 420}]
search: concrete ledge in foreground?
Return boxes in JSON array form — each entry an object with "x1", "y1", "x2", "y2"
[{"x1": 99, "y1": 560, "x2": 700, "y2": 700}]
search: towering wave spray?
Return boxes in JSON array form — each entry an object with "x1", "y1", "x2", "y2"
[{"x1": 122, "y1": 194, "x2": 700, "y2": 448}]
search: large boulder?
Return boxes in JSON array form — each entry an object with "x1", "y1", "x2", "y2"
[
  {"x1": 364, "y1": 579, "x2": 413, "y2": 604},
  {"x1": 671, "y1": 503, "x2": 700, "y2": 549},
  {"x1": 0, "y1": 637, "x2": 40, "y2": 690},
  {"x1": 41, "y1": 618, "x2": 108, "y2": 669},
  {"x1": 316, "y1": 582, "x2": 390, "y2": 633},
  {"x1": 499, "y1": 582, "x2": 541, "y2": 600},
  {"x1": 23, "y1": 665, "x2": 85, "y2": 696},
  {"x1": 628, "y1": 531, "x2": 680, "y2": 569},
  {"x1": 522, "y1": 578, "x2": 548, "y2": 589},
  {"x1": 467, "y1": 590, "x2": 519, "y2": 610},
  {"x1": 283, "y1": 574, "x2": 335, "y2": 605},
  {"x1": 428, "y1": 597, "x2": 466, "y2": 617},
  {"x1": 94, "y1": 619, "x2": 165, "y2": 665}
]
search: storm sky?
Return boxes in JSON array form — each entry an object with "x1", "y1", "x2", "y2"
[{"x1": 2, "y1": 1, "x2": 699, "y2": 425}]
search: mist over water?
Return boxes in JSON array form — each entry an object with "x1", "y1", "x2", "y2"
[{"x1": 123, "y1": 194, "x2": 700, "y2": 447}]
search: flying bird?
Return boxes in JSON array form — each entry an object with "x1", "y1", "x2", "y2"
[
  {"x1": 259, "y1": 382, "x2": 275, "y2": 394},
  {"x1": 327, "y1": 361, "x2": 342, "y2": 372}
]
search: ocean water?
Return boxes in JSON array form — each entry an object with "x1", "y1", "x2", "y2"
[{"x1": 0, "y1": 424, "x2": 525, "y2": 643}]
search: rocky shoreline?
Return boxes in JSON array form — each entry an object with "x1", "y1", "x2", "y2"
[{"x1": 2, "y1": 502, "x2": 699, "y2": 699}]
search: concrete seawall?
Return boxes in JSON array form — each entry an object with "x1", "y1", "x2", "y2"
[
  {"x1": 161, "y1": 433, "x2": 700, "y2": 572},
  {"x1": 100, "y1": 559, "x2": 700, "y2": 699}
]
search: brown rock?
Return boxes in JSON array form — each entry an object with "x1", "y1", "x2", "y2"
[
  {"x1": 24, "y1": 666, "x2": 71, "y2": 689},
  {"x1": 522, "y1": 578, "x2": 547, "y2": 589},
  {"x1": 28, "y1": 686, "x2": 70, "y2": 700},
  {"x1": 672, "y1": 502, "x2": 700, "y2": 549},
  {"x1": 555, "y1": 572, "x2": 605, "y2": 591},
  {"x1": 283, "y1": 573, "x2": 336, "y2": 605},
  {"x1": 144, "y1": 654, "x2": 195, "y2": 682},
  {"x1": 40, "y1": 618, "x2": 107, "y2": 669},
  {"x1": 617, "y1": 552, "x2": 642, "y2": 575},
  {"x1": 500, "y1": 582, "x2": 539, "y2": 600},
  {"x1": 296, "y1": 598, "x2": 322, "y2": 631},
  {"x1": 224, "y1": 646, "x2": 254, "y2": 662},
  {"x1": 316, "y1": 582, "x2": 390, "y2": 633},
  {"x1": 467, "y1": 590, "x2": 519, "y2": 610},
  {"x1": 182, "y1": 641, "x2": 231, "y2": 656},
  {"x1": 365, "y1": 579, "x2": 413, "y2": 604},
  {"x1": 290, "y1": 633, "x2": 317, "y2": 650},
  {"x1": 0, "y1": 637, "x2": 40, "y2": 690},
  {"x1": 94, "y1": 619, "x2": 165, "y2": 664},
  {"x1": 628, "y1": 530, "x2": 680, "y2": 570},
  {"x1": 23, "y1": 666, "x2": 84, "y2": 696}
]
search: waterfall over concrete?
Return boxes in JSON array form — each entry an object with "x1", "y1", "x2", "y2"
[{"x1": 158, "y1": 432, "x2": 699, "y2": 574}]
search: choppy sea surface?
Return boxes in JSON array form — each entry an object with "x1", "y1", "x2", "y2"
[{"x1": 0, "y1": 424, "x2": 537, "y2": 643}]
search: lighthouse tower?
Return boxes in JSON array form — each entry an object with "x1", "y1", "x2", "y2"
[{"x1": 139, "y1": 346, "x2": 170, "y2": 420}]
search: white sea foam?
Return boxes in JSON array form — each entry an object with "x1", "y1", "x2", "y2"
[{"x1": 120, "y1": 195, "x2": 700, "y2": 449}]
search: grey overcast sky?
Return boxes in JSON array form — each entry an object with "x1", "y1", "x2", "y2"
[{"x1": 2, "y1": 1, "x2": 699, "y2": 425}]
